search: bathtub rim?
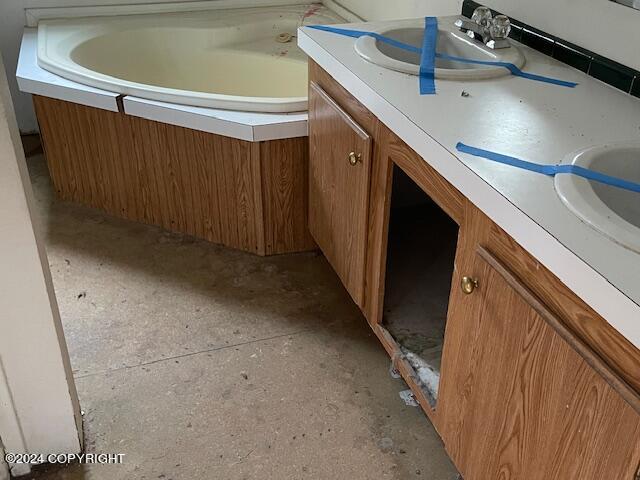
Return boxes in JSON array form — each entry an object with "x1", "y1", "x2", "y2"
[
  {"x1": 35, "y1": 3, "x2": 347, "y2": 114},
  {"x1": 36, "y1": 50, "x2": 310, "y2": 114},
  {"x1": 35, "y1": 6, "x2": 329, "y2": 114},
  {"x1": 17, "y1": 28, "x2": 309, "y2": 142}
]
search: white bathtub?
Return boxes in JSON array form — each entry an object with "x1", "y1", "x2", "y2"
[{"x1": 37, "y1": 4, "x2": 343, "y2": 113}]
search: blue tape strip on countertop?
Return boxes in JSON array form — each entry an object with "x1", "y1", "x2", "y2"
[
  {"x1": 419, "y1": 17, "x2": 438, "y2": 94},
  {"x1": 437, "y1": 53, "x2": 577, "y2": 88},
  {"x1": 456, "y1": 143, "x2": 640, "y2": 193},
  {"x1": 306, "y1": 24, "x2": 577, "y2": 89},
  {"x1": 306, "y1": 25, "x2": 422, "y2": 53}
]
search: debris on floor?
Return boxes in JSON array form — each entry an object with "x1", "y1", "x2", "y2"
[
  {"x1": 378, "y1": 436, "x2": 394, "y2": 452},
  {"x1": 276, "y1": 32, "x2": 293, "y2": 43},
  {"x1": 399, "y1": 389, "x2": 419, "y2": 407},
  {"x1": 389, "y1": 360, "x2": 401, "y2": 379},
  {"x1": 402, "y1": 347, "x2": 441, "y2": 400}
]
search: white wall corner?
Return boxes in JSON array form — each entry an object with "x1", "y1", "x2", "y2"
[
  {"x1": 0, "y1": 52, "x2": 82, "y2": 462},
  {"x1": 326, "y1": 0, "x2": 462, "y2": 21},
  {"x1": 320, "y1": 0, "x2": 364, "y2": 22}
]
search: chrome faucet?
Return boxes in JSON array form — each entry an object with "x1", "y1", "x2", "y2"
[{"x1": 454, "y1": 7, "x2": 512, "y2": 49}]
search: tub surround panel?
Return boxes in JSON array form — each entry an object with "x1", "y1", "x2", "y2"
[
  {"x1": 33, "y1": 95, "x2": 314, "y2": 256},
  {"x1": 34, "y1": 95, "x2": 261, "y2": 254},
  {"x1": 260, "y1": 139, "x2": 317, "y2": 254}
]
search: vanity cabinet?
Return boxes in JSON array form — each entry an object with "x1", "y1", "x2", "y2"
[
  {"x1": 307, "y1": 60, "x2": 640, "y2": 479},
  {"x1": 438, "y1": 244, "x2": 640, "y2": 479}
]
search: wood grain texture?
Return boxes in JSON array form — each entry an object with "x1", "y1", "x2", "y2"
[
  {"x1": 260, "y1": 138, "x2": 316, "y2": 255},
  {"x1": 385, "y1": 128, "x2": 464, "y2": 225},
  {"x1": 309, "y1": 61, "x2": 378, "y2": 135},
  {"x1": 308, "y1": 82, "x2": 372, "y2": 308},
  {"x1": 363, "y1": 124, "x2": 393, "y2": 325},
  {"x1": 437, "y1": 241, "x2": 640, "y2": 480},
  {"x1": 487, "y1": 217, "x2": 640, "y2": 394},
  {"x1": 34, "y1": 95, "x2": 314, "y2": 255},
  {"x1": 477, "y1": 246, "x2": 640, "y2": 415}
]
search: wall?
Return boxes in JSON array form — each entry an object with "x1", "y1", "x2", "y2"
[
  {"x1": 0, "y1": 56, "x2": 82, "y2": 475},
  {"x1": 331, "y1": 0, "x2": 460, "y2": 20},
  {"x1": 0, "y1": 0, "x2": 37, "y2": 132}
]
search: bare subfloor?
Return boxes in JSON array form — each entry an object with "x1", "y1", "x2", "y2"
[{"x1": 24, "y1": 151, "x2": 458, "y2": 480}]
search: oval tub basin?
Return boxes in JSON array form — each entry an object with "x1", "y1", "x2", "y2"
[{"x1": 37, "y1": 5, "x2": 344, "y2": 112}]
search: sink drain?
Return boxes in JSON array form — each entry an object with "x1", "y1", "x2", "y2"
[{"x1": 276, "y1": 32, "x2": 293, "y2": 43}]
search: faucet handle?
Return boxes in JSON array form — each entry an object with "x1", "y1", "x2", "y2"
[
  {"x1": 489, "y1": 15, "x2": 511, "y2": 40},
  {"x1": 471, "y1": 6, "x2": 493, "y2": 27}
]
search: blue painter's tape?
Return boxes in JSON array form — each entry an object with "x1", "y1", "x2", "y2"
[
  {"x1": 437, "y1": 53, "x2": 578, "y2": 88},
  {"x1": 305, "y1": 25, "x2": 577, "y2": 89},
  {"x1": 456, "y1": 142, "x2": 640, "y2": 193},
  {"x1": 419, "y1": 17, "x2": 438, "y2": 95},
  {"x1": 306, "y1": 25, "x2": 421, "y2": 54}
]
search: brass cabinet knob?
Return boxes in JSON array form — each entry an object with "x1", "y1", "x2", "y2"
[
  {"x1": 348, "y1": 151, "x2": 361, "y2": 166},
  {"x1": 461, "y1": 276, "x2": 479, "y2": 295}
]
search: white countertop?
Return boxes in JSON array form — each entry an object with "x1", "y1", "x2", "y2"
[{"x1": 299, "y1": 18, "x2": 640, "y2": 347}]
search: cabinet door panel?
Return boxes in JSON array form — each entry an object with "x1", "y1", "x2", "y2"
[
  {"x1": 308, "y1": 82, "x2": 372, "y2": 308},
  {"x1": 438, "y1": 247, "x2": 640, "y2": 480}
]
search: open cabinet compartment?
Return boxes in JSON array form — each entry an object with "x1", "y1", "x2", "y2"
[{"x1": 381, "y1": 165, "x2": 459, "y2": 409}]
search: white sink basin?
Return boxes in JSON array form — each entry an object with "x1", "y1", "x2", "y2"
[
  {"x1": 555, "y1": 144, "x2": 640, "y2": 253},
  {"x1": 354, "y1": 16, "x2": 525, "y2": 80}
]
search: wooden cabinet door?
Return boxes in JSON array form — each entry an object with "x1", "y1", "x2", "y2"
[
  {"x1": 308, "y1": 82, "x2": 372, "y2": 308},
  {"x1": 437, "y1": 246, "x2": 640, "y2": 480}
]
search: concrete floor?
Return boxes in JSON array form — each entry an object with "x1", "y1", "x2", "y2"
[{"x1": 24, "y1": 149, "x2": 459, "y2": 480}]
